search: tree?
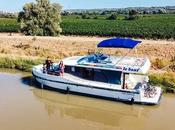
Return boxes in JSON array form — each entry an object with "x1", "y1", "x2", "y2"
[
  {"x1": 126, "y1": 9, "x2": 139, "y2": 20},
  {"x1": 18, "y1": 0, "x2": 62, "y2": 36},
  {"x1": 81, "y1": 14, "x2": 90, "y2": 19},
  {"x1": 93, "y1": 16, "x2": 98, "y2": 19},
  {"x1": 101, "y1": 11, "x2": 106, "y2": 15},
  {"x1": 106, "y1": 13, "x2": 117, "y2": 20}
]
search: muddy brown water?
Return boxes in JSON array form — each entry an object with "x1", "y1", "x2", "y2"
[{"x1": 0, "y1": 72, "x2": 175, "y2": 130}]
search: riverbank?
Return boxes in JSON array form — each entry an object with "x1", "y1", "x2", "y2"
[
  {"x1": 0, "y1": 55, "x2": 42, "y2": 72},
  {"x1": 0, "y1": 33, "x2": 175, "y2": 93}
]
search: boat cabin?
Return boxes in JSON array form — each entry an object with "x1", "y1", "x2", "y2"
[{"x1": 63, "y1": 53, "x2": 151, "y2": 90}]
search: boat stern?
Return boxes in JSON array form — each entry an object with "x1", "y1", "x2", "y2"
[{"x1": 140, "y1": 86, "x2": 162, "y2": 105}]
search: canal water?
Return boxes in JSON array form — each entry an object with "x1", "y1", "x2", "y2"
[{"x1": 0, "y1": 72, "x2": 175, "y2": 130}]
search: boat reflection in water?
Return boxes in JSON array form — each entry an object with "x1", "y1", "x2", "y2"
[{"x1": 32, "y1": 88, "x2": 152, "y2": 130}]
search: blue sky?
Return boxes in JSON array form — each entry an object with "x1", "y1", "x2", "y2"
[{"x1": 1, "y1": 0, "x2": 175, "y2": 12}]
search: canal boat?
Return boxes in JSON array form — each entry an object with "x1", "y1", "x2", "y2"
[{"x1": 32, "y1": 38, "x2": 162, "y2": 105}]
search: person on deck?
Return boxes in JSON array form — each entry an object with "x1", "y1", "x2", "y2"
[
  {"x1": 59, "y1": 61, "x2": 65, "y2": 76},
  {"x1": 45, "y1": 57, "x2": 51, "y2": 72}
]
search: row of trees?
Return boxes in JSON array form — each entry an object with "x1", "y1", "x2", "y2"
[
  {"x1": 81, "y1": 10, "x2": 139, "y2": 20},
  {"x1": 0, "y1": 12, "x2": 17, "y2": 18},
  {"x1": 61, "y1": 8, "x2": 169, "y2": 16}
]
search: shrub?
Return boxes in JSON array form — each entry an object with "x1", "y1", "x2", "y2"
[
  {"x1": 0, "y1": 57, "x2": 42, "y2": 72},
  {"x1": 149, "y1": 72, "x2": 175, "y2": 93},
  {"x1": 106, "y1": 13, "x2": 117, "y2": 20},
  {"x1": 93, "y1": 16, "x2": 98, "y2": 19},
  {"x1": 82, "y1": 14, "x2": 90, "y2": 19},
  {"x1": 126, "y1": 9, "x2": 139, "y2": 20},
  {"x1": 152, "y1": 58, "x2": 171, "y2": 69}
]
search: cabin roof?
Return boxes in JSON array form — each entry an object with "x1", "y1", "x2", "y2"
[{"x1": 63, "y1": 54, "x2": 151, "y2": 74}]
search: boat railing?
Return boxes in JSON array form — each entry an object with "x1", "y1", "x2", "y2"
[{"x1": 142, "y1": 82, "x2": 157, "y2": 98}]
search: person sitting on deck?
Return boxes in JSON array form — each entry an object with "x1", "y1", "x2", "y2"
[{"x1": 59, "y1": 61, "x2": 65, "y2": 76}]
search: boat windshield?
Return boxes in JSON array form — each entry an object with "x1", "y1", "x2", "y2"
[{"x1": 78, "y1": 53, "x2": 110, "y2": 64}]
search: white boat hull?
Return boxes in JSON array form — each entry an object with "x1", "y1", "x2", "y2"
[
  {"x1": 35, "y1": 77, "x2": 136, "y2": 101},
  {"x1": 32, "y1": 66, "x2": 162, "y2": 105}
]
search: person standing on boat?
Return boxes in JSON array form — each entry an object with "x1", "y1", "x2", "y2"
[
  {"x1": 59, "y1": 61, "x2": 65, "y2": 76},
  {"x1": 45, "y1": 57, "x2": 51, "y2": 72}
]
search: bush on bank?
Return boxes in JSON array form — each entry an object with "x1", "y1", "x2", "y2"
[
  {"x1": 149, "y1": 72, "x2": 175, "y2": 93},
  {"x1": 0, "y1": 57, "x2": 42, "y2": 72}
]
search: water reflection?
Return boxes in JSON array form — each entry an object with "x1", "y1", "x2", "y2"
[{"x1": 32, "y1": 88, "x2": 150, "y2": 129}]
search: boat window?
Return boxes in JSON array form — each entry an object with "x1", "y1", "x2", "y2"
[
  {"x1": 65, "y1": 66, "x2": 82, "y2": 77},
  {"x1": 94, "y1": 69, "x2": 121, "y2": 85},
  {"x1": 65, "y1": 66, "x2": 122, "y2": 85},
  {"x1": 71, "y1": 67, "x2": 75, "y2": 72},
  {"x1": 104, "y1": 70, "x2": 121, "y2": 85},
  {"x1": 94, "y1": 69, "x2": 108, "y2": 83}
]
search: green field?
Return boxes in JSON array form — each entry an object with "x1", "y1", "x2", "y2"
[
  {"x1": 61, "y1": 14, "x2": 175, "y2": 39},
  {"x1": 0, "y1": 14, "x2": 175, "y2": 39},
  {"x1": 0, "y1": 18, "x2": 19, "y2": 32}
]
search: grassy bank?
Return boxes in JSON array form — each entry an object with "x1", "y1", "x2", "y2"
[
  {"x1": 0, "y1": 56, "x2": 42, "y2": 72},
  {"x1": 149, "y1": 72, "x2": 175, "y2": 93}
]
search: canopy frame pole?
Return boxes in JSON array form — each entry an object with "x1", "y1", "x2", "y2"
[
  {"x1": 114, "y1": 49, "x2": 133, "y2": 66},
  {"x1": 135, "y1": 47, "x2": 138, "y2": 58}
]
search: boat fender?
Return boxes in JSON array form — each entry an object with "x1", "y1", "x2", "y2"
[
  {"x1": 66, "y1": 87, "x2": 70, "y2": 94},
  {"x1": 130, "y1": 98, "x2": 134, "y2": 104}
]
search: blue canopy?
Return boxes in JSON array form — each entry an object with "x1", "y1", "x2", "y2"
[{"x1": 97, "y1": 38, "x2": 142, "y2": 49}]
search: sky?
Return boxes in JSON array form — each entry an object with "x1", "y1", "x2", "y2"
[{"x1": 1, "y1": 0, "x2": 175, "y2": 12}]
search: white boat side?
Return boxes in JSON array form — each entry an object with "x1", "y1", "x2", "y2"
[{"x1": 32, "y1": 54, "x2": 162, "y2": 105}]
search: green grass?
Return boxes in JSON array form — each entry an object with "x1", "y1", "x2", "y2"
[
  {"x1": 0, "y1": 57, "x2": 42, "y2": 72},
  {"x1": 149, "y1": 72, "x2": 175, "y2": 93},
  {"x1": 0, "y1": 14, "x2": 175, "y2": 39}
]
